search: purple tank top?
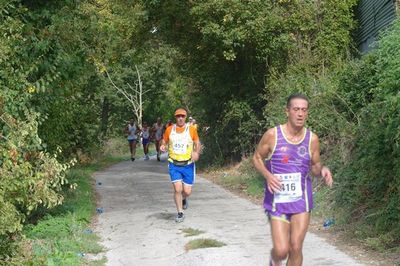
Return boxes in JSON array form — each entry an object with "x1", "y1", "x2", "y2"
[{"x1": 263, "y1": 125, "x2": 313, "y2": 213}]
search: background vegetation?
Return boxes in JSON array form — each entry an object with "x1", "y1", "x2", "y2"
[{"x1": 1, "y1": 0, "x2": 399, "y2": 262}]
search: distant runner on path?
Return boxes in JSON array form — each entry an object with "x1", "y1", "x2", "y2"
[
  {"x1": 253, "y1": 93, "x2": 333, "y2": 266},
  {"x1": 164, "y1": 119, "x2": 173, "y2": 132},
  {"x1": 160, "y1": 107, "x2": 201, "y2": 223},
  {"x1": 152, "y1": 117, "x2": 164, "y2": 161},
  {"x1": 125, "y1": 118, "x2": 139, "y2": 162},
  {"x1": 142, "y1": 121, "x2": 151, "y2": 160}
]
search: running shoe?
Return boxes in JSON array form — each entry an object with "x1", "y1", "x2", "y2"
[
  {"x1": 269, "y1": 258, "x2": 282, "y2": 266},
  {"x1": 131, "y1": 157, "x2": 135, "y2": 162},
  {"x1": 157, "y1": 154, "x2": 160, "y2": 161},
  {"x1": 182, "y1": 198, "x2": 188, "y2": 210},
  {"x1": 175, "y1": 212, "x2": 185, "y2": 223}
]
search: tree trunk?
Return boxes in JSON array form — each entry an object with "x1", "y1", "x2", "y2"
[{"x1": 135, "y1": 65, "x2": 143, "y2": 126}]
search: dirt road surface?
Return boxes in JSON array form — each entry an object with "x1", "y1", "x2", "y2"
[{"x1": 94, "y1": 154, "x2": 365, "y2": 266}]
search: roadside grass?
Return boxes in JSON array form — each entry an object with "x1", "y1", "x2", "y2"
[
  {"x1": 181, "y1": 228, "x2": 205, "y2": 237},
  {"x1": 21, "y1": 138, "x2": 137, "y2": 265},
  {"x1": 23, "y1": 162, "x2": 112, "y2": 265},
  {"x1": 185, "y1": 238, "x2": 226, "y2": 251},
  {"x1": 312, "y1": 184, "x2": 400, "y2": 256},
  {"x1": 206, "y1": 157, "x2": 265, "y2": 200}
]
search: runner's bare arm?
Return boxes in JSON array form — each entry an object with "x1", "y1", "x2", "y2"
[
  {"x1": 151, "y1": 124, "x2": 157, "y2": 134},
  {"x1": 252, "y1": 128, "x2": 282, "y2": 193},
  {"x1": 191, "y1": 140, "x2": 201, "y2": 162},
  {"x1": 310, "y1": 134, "x2": 333, "y2": 187},
  {"x1": 150, "y1": 124, "x2": 156, "y2": 139}
]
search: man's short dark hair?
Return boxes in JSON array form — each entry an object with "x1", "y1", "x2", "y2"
[{"x1": 286, "y1": 93, "x2": 309, "y2": 108}]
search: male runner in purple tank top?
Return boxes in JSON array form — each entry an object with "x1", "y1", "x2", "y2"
[{"x1": 253, "y1": 93, "x2": 333, "y2": 266}]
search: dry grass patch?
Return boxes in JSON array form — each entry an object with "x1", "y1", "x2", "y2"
[
  {"x1": 185, "y1": 238, "x2": 226, "y2": 251},
  {"x1": 181, "y1": 228, "x2": 205, "y2": 237}
]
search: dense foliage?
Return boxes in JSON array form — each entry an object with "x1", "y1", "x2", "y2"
[
  {"x1": 333, "y1": 20, "x2": 400, "y2": 249},
  {"x1": 143, "y1": 0, "x2": 358, "y2": 162},
  {"x1": 0, "y1": 0, "x2": 71, "y2": 236},
  {"x1": 0, "y1": 0, "x2": 188, "y2": 260}
]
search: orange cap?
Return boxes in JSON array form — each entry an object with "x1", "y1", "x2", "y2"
[{"x1": 174, "y1": 108, "x2": 187, "y2": 117}]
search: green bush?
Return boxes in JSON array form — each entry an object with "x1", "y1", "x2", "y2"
[
  {"x1": 333, "y1": 19, "x2": 400, "y2": 248},
  {"x1": 0, "y1": 112, "x2": 71, "y2": 236}
]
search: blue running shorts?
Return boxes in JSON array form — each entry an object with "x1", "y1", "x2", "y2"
[
  {"x1": 168, "y1": 162, "x2": 196, "y2": 186},
  {"x1": 142, "y1": 138, "x2": 150, "y2": 145}
]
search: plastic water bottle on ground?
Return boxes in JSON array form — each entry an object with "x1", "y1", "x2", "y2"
[{"x1": 323, "y1": 218, "x2": 335, "y2": 228}]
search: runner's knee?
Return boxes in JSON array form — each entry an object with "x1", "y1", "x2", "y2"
[
  {"x1": 273, "y1": 246, "x2": 289, "y2": 260},
  {"x1": 182, "y1": 188, "x2": 192, "y2": 197},
  {"x1": 173, "y1": 183, "x2": 183, "y2": 193},
  {"x1": 289, "y1": 241, "x2": 303, "y2": 255}
]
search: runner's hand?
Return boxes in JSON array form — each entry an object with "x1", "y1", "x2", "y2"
[
  {"x1": 266, "y1": 174, "x2": 282, "y2": 194},
  {"x1": 191, "y1": 151, "x2": 200, "y2": 162},
  {"x1": 160, "y1": 144, "x2": 166, "y2": 152},
  {"x1": 321, "y1": 166, "x2": 333, "y2": 187}
]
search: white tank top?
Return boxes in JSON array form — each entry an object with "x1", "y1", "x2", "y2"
[
  {"x1": 155, "y1": 123, "x2": 163, "y2": 140},
  {"x1": 142, "y1": 128, "x2": 150, "y2": 139},
  {"x1": 127, "y1": 124, "x2": 137, "y2": 140}
]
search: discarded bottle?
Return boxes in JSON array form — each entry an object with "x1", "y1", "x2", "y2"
[
  {"x1": 323, "y1": 218, "x2": 335, "y2": 228},
  {"x1": 96, "y1": 207, "x2": 104, "y2": 214},
  {"x1": 77, "y1": 252, "x2": 85, "y2": 257},
  {"x1": 83, "y1": 228, "x2": 93, "y2": 234}
]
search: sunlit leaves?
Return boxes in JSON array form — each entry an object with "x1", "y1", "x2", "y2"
[{"x1": 0, "y1": 112, "x2": 71, "y2": 235}]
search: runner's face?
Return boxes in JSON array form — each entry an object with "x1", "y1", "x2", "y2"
[
  {"x1": 175, "y1": 115, "x2": 186, "y2": 126},
  {"x1": 286, "y1": 98, "x2": 309, "y2": 128}
]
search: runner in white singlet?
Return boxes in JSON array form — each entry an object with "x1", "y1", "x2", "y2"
[
  {"x1": 152, "y1": 117, "x2": 164, "y2": 161},
  {"x1": 142, "y1": 122, "x2": 151, "y2": 160},
  {"x1": 125, "y1": 119, "x2": 139, "y2": 161}
]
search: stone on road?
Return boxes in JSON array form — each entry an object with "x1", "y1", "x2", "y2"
[{"x1": 94, "y1": 155, "x2": 364, "y2": 266}]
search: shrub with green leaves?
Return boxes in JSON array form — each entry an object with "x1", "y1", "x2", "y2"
[
  {"x1": 0, "y1": 111, "x2": 71, "y2": 236},
  {"x1": 333, "y1": 18, "x2": 400, "y2": 249},
  {"x1": 0, "y1": 1, "x2": 72, "y2": 240}
]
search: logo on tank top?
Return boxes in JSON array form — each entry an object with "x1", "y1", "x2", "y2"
[
  {"x1": 297, "y1": 146, "x2": 307, "y2": 157},
  {"x1": 280, "y1": 146, "x2": 288, "y2": 152},
  {"x1": 281, "y1": 154, "x2": 290, "y2": 164}
]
